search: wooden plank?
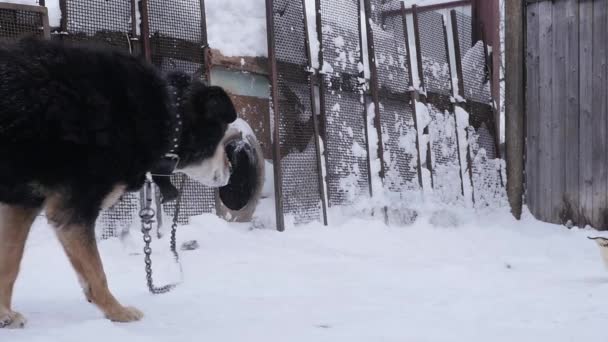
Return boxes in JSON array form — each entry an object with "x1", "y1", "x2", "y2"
[
  {"x1": 505, "y1": 0, "x2": 525, "y2": 219},
  {"x1": 525, "y1": 2, "x2": 540, "y2": 219},
  {"x1": 579, "y1": 0, "x2": 594, "y2": 227},
  {"x1": 551, "y1": 0, "x2": 567, "y2": 224},
  {"x1": 592, "y1": 0, "x2": 607, "y2": 229},
  {"x1": 537, "y1": 1, "x2": 553, "y2": 222},
  {"x1": 563, "y1": 0, "x2": 579, "y2": 225}
]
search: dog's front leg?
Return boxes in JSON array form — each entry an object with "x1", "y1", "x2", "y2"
[
  {"x1": 54, "y1": 226, "x2": 143, "y2": 322},
  {"x1": 0, "y1": 204, "x2": 39, "y2": 329}
]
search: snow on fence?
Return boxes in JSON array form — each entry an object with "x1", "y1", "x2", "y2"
[{"x1": 0, "y1": 0, "x2": 505, "y2": 232}]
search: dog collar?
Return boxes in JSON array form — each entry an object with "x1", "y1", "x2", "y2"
[{"x1": 151, "y1": 87, "x2": 183, "y2": 177}]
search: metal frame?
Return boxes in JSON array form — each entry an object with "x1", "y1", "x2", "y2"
[
  {"x1": 302, "y1": 0, "x2": 328, "y2": 226},
  {"x1": 411, "y1": 5, "x2": 434, "y2": 188},
  {"x1": 412, "y1": 5, "x2": 467, "y2": 198},
  {"x1": 265, "y1": 0, "x2": 285, "y2": 231},
  {"x1": 362, "y1": 0, "x2": 387, "y2": 183},
  {"x1": 401, "y1": 2, "x2": 424, "y2": 189},
  {"x1": 315, "y1": 0, "x2": 373, "y2": 204},
  {"x1": 0, "y1": 2, "x2": 51, "y2": 39}
]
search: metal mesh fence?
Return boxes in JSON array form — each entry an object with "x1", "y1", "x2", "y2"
[
  {"x1": 147, "y1": 0, "x2": 205, "y2": 76},
  {"x1": 367, "y1": 2, "x2": 419, "y2": 193},
  {"x1": 162, "y1": 173, "x2": 216, "y2": 225},
  {"x1": 416, "y1": 11, "x2": 451, "y2": 95},
  {"x1": 428, "y1": 104, "x2": 462, "y2": 204},
  {"x1": 319, "y1": 0, "x2": 370, "y2": 206},
  {"x1": 268, "y1": 0, "x2": 324, "y2": 224},
  {"x1": 95, "y1": 192, "x2": 139, "y2": 239},
  {"x1": 0, "y1": 4, "x2": 47, "y2": 41},
  {"x1": 62, "y1": 0, "x2": 134, "y2": 50}
]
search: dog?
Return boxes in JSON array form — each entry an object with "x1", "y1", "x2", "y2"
[{"x1": 0, "y1": 38, "x2": 237, "y2": 328}]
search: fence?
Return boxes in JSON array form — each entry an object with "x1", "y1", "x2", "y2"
[
  {"x1": 525, "y1": 0, "x2": 606, "y2": 229},
  {"x1": 0, "y1": 0, "x2": 504, "y2": 232}
]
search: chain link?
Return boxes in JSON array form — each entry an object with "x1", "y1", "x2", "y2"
[{"x1": 140, "y1": 175, "x2": 186, "y2": 295}]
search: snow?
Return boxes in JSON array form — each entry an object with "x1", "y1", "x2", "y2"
[
  {"x1": 3, "y1": 207, "x2": 608, "y2": 341},
  {"x1": 206, "y1": 0, "x2": 267, "y2": 57}
]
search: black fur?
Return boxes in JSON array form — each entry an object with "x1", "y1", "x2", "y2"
[{"x1": 0, "y1": 38, "x2": 236, "y2": 226}]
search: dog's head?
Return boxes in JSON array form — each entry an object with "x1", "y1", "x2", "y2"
[{"x1": 166, "y1": 71, "x2": 237, "y2": 187}]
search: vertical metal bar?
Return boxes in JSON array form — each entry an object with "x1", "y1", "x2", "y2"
[
  {"x1": 442, "y1": 13, "x2": 466, "y2": 198},
  {"x1": 302, "y1": 0, "x2": 328, "y2": 226},
  {"x1": 480, "y1": 23, "x2": 503, "y2": 161},
  {"x1": 363, "y1": 0, "x2": 387, "y2": 183},
  {"x1": 139, "y1": 0, "x2": 152, "y2": 62},
  {"x1": 59, "y1": 0, "x2": 67, "y2": 33},
  {"x1": 451, "y1": 9, "x2": 476, "y2": 204},
  {"x1": 265, "y1": 0, "x2": 285, "y2": 232},
  {"x1": 401, "y1": 3, "x2": 423, "y2": 189},
  {"x1": 41, "y1": 5, "x2": 50, "y2": 39},
  {"x1": 200, "y1": 0, "x2": 211, "y2": 83},
  {"x1": 411, "y1": 5, "x2": 434, "y2": 189},
  {"x1": 412, "y1": 5, "x2": 425, "y2": 91},
  {"x1": 358, "y1": 0, "x2": 374, "y2": 198},
  {"x1": 130, "y1": 0, "x2": 137, "y2": 42},
  {"x1": 316, "y1": 0, "x2": 334, "y2": 207},
  {"x1": 451, "y1": 10, "x2": 465, "y2": 99}
]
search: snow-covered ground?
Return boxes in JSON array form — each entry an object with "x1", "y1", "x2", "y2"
[{"x1": 2, "y1": 206, "x2": 608, "y2": 342}]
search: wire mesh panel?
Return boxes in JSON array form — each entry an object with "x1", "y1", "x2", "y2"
[
  {"x1": 428, "y1": 104, "x2": 462, "y2": 204},
  {"x1": 366, "y1": 2, "x2": 419, "y2": 194},
  {"x1": 416, "y1": 11, "x2": 451, "y2": 95},
  {"x1": 95, "y1": 192, "x2": 139, "y2": 239},
  {"x1": 415, "y1": 9, "x2": 463, "y2": 202},
  {"x1": 61, "y1": 0, "x2": 134, "y2": 50},
  {"x1": 268, "y1": 0, "x2": 324, "y2": 224},
  {"x1": 0, "y1": 3, "x2": 49, "y2": 41},
  {"x1": 319, "y1": 0, "x2": 371, "y2": 206},
  {"x1": 146, "y1": 0, "x2": 205, "y2": 76},
  {"x1": 162, "y1": 173, "x2": 216, "y2": 225}
]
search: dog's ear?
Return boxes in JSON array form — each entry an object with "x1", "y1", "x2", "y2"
[{"x1": 191, "y1": 84, "x2": 237, "y2": 124}]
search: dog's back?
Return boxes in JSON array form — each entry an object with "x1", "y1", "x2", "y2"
[{"x1": 0, "y1": 39, "x2": 172, "y2": 193}]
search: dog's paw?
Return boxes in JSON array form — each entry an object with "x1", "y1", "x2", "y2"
[
  {"x1": 0, "y1": 310, "x2": 27, "y2": 329},
  {"x1": 106, "y1": 306, "x2": 143, "y2": 323}
]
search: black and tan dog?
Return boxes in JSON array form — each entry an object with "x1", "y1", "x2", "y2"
[{"x1": 0, "y1": 38, "x2": 236, "y2": 328}]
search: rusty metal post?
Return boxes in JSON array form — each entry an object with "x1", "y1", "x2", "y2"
[
  {"x1": 441, "y1": 13, "x2": 466, "y2": 198},
  {"x1": 302, "y1": 0, "x2": 328, "y2": 226},
  {"x1": 411, "y1": 5, "x2": 434, "y2": 189},
  {"x1": 450, "y1": 8, "x2": 477, "y2": 204},
  {"x1": 139, "y1": 0, "x2": 152, "y2": 62},
  {"x1": 401, "y1": 2, "x2": 423, "y2": 189},
  {"x1": 265, "y1": 0, "x2": 285, "y2": 232},
  {"x1": 363, "y1": 0, "x2": 387, "y2": 184}
]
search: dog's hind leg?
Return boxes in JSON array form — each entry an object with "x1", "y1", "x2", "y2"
[
  {"x1": 54, "y1": 227, "x2": 143, "y2": 322},
  {"x1": 0, "y1": 204, "x2": 40, "y2": 329},
  {"x1": 46, "y1": 191, "x2": 143, "y2": 323}
]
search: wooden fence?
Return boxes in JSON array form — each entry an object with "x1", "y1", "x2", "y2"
[{"x1": 526, "y1": 0, "x2": 608, "y2": 229}]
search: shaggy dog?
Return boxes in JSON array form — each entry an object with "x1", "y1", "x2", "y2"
[{"x1": 0, "y1": 38, "x2": 236, "y2": 328}]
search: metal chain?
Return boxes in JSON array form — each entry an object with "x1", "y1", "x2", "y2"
[{"x1": 140, "y1": 175, "x2": 186, "y2": 295}]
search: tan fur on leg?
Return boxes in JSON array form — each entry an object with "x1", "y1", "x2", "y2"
[
  {"x1": 54, "y1": 226, "x2": 143, "y2": 322},
  {"x1": 0, "y1": 204, "x2": 39, "y2": 329}
]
